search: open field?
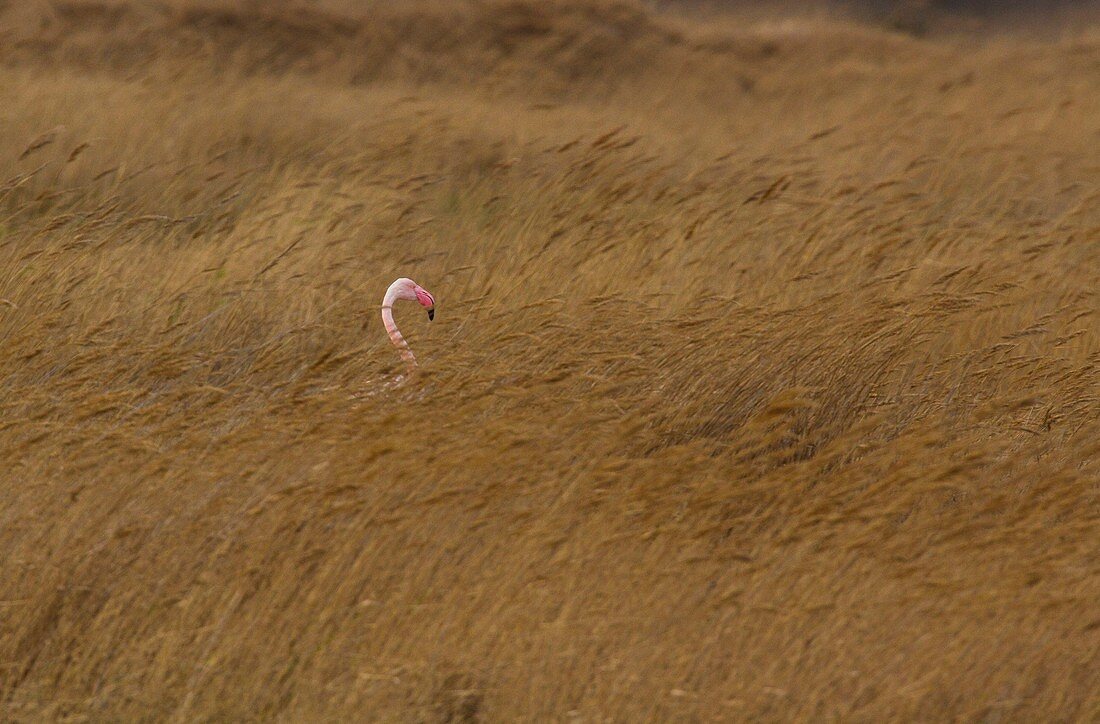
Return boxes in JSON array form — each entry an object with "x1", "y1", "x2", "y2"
[{"x1": 1, "y1": 1, "x2": 1098, "y2": 720}]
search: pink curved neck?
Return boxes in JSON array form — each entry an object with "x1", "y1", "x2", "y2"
[{"x1": 382, "y1": 291, "x2": 417, "y2": 370}]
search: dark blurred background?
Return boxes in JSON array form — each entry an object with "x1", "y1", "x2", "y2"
[{"x1": 657, "y1": 0, "x2": 1100, "y2": 35}]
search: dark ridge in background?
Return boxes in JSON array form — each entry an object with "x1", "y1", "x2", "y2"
[
  {"x1": 660, "y1": 0, "x2": 1100, "y2": 35},
  {"x1": 0, "y1": 0, "x2": 932, "y2": 99}
]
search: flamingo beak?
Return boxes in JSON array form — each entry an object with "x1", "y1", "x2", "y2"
[{"x1": 414, "y1": 286, "x2": 435, "y2": 320}]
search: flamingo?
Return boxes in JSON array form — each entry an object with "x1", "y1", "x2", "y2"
[{"x1": 382, "y1": 277, "x2": 435, "y2": 372}]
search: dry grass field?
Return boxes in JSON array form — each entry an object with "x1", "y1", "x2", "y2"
[{"x1": 1, "y1": 0, "x2": 1098, "y2": 720}]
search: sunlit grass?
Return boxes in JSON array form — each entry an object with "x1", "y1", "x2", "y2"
[{"x1": 0, "y1": 1, "x2": 1097, "y2": 720}]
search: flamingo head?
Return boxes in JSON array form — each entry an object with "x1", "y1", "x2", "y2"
[{"x1": 388, "y1": 277, "x2": 435, "y2": 321}]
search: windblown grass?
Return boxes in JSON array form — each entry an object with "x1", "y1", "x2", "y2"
[{"x1": 1, "y1": 1, "x2": 1098, "y2": 720}]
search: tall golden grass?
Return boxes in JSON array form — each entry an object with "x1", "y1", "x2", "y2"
[{"x1": 1, "y1": 0, "x2": 1098, "y2": 720}]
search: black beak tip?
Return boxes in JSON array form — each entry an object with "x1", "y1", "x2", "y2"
[{"x1": 427, "y1": 308, "x2": 435, "y2": 321}]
